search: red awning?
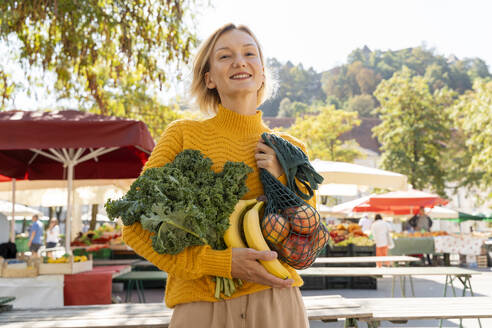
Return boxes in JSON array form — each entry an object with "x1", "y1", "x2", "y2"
[{"x1": 0, "y1": 110, "x2": 155, "y2": 180}]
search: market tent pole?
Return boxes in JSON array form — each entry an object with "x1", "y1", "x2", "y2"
[
  {"x1": 30, "y1": 146, "x2": 118, "y2": 254},
  {"x1": 10, "y1": 178, "x2": 15, "y2": 243}
]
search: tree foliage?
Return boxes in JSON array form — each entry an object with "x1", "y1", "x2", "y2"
[
  {"x1": 260, "y1": 58, "x2": 325, "y2": 117},
  {"x1": 324, "y1": 46, "x2": 491, "y2": 106},
  {"x1": 286, "y1": 105, "x2": 362, "y2": 162},
  {"x1": 449, "y1": 79, "x2": 492, "y2": 195},
  {"x1": 0, "y1": 69, "x2": 16, "y2": 109},
  {"x1": 0, "y1": 0, "x2": 197, "y2": 115},
  {"x1": 373, "y1": 67, "x2": 455, "y2": 196}
]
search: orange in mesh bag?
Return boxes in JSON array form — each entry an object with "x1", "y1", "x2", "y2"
[{"x1": 259, "y1": 133, "x2": 329, "y2": 269}]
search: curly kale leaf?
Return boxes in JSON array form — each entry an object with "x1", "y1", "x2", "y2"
[{"x1": 104, "y1": 149, "x2": 252, "y2": 252}]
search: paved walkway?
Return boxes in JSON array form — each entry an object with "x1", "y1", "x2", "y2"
[{"x1": 112, "y1": 268, "x2": 492, "y2": 328}]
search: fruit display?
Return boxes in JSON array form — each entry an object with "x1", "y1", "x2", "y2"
[
  {"x1": 327, "y1": 223, "x2": 374, "y2": 246},
  {"x1": 43, "y1": 254, "x2": 88, "y2": 264},
  {"x1": 71, "y1": 223, "x2": 122, "y2": 247}
]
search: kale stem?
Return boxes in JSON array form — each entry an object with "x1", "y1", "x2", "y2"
[{"x1": 163, "y1": 218, "x2": 208, "y2": 244}]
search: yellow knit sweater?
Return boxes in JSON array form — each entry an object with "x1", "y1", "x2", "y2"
[{"x1": 122, "y1": 105, "x2": 316, "y2": 308}]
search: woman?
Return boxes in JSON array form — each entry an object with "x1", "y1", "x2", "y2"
[
  {"x1": 46, "y1": 218, "x2": 60, "y2": 249},
  {"x1": 370, "y1": 214, "x2": 391, "y2": 267},
  {"x1": 122, "y1": 23, "x2": 316, "y2": 327}
]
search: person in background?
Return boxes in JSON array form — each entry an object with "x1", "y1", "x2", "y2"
[
  {"x1": 27, "y1": 214, "x2": 43, "y2": 258},
  {"x1": 371, "y1": 214, "x2": 391, "y2": 267},
  {"x1": 408, "y1": 206, "x2": 433, "y2": 232},
  {"x1": 46, "y1": 218, "x2": 60, "y2": 258},
  {"x1": 358, "y1": 214, "x2": 373, "y2": 233}
]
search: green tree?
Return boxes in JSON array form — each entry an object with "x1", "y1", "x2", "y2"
[
  {"x1": 449, "y1": 79, "x2": 492, "y2": 195},
  {"x1": 373, "y1": 67, "x2": 455, "y2": 196},
  {"x1": 276, "y1": 98, "x2": 309, "y2": 118},
  {"x1": 0, "y1": 69, "x2": 16, "y2": 109},
  {"x1": 0, "y1": 0, "x2": 197, "y2": 115},
  {"x1": 286, "y1": 105, "x2": 362, "y2": 162},
  {"x1": 261, "y1": 58, "x2": 324, "y2": 116},
  {"x1": 346, "y1": 94, "x2": 376, "y2": 118}
]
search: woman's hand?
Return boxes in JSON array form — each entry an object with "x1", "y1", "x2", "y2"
[
  {"x1": 231, "y1": 248, "x2": 294, "y2": 288},
  {"x1": 255, "y1": 139, "x2": 284, "y2": 178}
]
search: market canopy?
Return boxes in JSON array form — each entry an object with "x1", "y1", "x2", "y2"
[
  {"x1": 311, "y1": 159, "x2": 408, "y2": 191},
  {"x1": 0, "y1": 200, "x2": 41, "y2": 217},
  {"x1": 323, "y1": 190, "x2": 449, "y2": 217},
  {"x1": 0, "y1": 110, "x2": 155, "y2": 251}
]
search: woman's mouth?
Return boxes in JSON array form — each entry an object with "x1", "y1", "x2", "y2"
[{"x1": 230, "y1": 73, "x2": 252, "y2": 80}]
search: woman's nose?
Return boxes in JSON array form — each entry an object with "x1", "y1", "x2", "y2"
[{"x1": 232, "y1": 55, "x2": 247, "y2": 67}]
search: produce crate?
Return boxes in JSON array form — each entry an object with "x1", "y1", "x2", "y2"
[
  {"x1": 325, "y1": 245, "x2": 351, "y2": 257},
  {"x1": 73, "y1": 247, "x2": 112, "y2": 259},
  {"x1": 325, "y1": 276, "x2": 351, "y2": 289},
  {"x1": 15, "y1": 237, "x2": 29, "y2": 253},
  {"x1": 351, "y1": 245, "x2": 376, "y2": 257},
  {"x1": 300, "y1": 276, "x2": 326, "y2": 290},
  {"x1": 38, "y1": 255, "x2": 93, "y2": 275},
  {"x1": 351, "y1": 277, "x2": 377, "y2": 289},
  {"x1": 477, "y1": 255, "x2": 488, "y2": 268},
  {"x1": 1, "y1": 258, "x2": 38, "y2": 278}
]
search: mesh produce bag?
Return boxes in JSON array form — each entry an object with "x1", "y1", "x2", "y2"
[{"x1": 259, "y1": 133, "x2": 330, "y2": 269}]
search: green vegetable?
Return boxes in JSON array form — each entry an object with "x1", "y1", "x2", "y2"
[{"x1": 105, "y1": 149, "x2": 253, "y2": 254}]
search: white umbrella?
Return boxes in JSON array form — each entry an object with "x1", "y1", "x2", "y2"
[
  {"x1": 312, "y1": 159, "x2": 408, "y2": 191},
  {"x1": 318, "y1": 183, "x2": 359, "y2": 197},
  {"x1": 0, "y1": 179, "x2": 133, "y2": 207},
  {"x1": 426, "y1": 206, "x2": 459, "y2": 219},
  {"x1": 0, "y1": 200, "x2": 41, "y2": 217},
  {"x1": 318, "y1": 196, "x2": 371, "y2": 218}
]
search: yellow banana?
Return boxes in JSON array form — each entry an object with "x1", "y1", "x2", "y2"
[
  {"x1": 224, "y1": 199, "x2": 257, "y2": 248},
  {"x1": 243, "y1": 201, "x2": 292, "y2": 280}
]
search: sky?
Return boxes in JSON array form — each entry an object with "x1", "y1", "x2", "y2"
[
  {"x1": 6, "y1": 0, "x2": 492, "y2": 109},
  {"x1": 198, "y1": 0, "x2": 492, "y2": 72}
]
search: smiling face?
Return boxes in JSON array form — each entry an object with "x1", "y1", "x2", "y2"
[{"x1": 205, "y1": 29, "x2": 265, "y2": 103}]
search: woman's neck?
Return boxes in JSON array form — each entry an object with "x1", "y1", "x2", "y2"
[{"x1": 220, "y1": 93, "x2": 257, "y2": 116}]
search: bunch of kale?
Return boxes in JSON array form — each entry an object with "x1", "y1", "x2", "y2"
[{"x1": 105, "y1": 149, "x2": 252, "y2": 254}]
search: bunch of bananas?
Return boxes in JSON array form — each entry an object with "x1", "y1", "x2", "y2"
[
  {"x1": 225, "y1": 200, "x2": 291, "y2": 275},
  {"x1": 45, "y1": 255, "x2": 88, "y2": 264}
]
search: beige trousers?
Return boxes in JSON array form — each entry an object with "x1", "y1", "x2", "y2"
[{"x1": 169, "y1": 287, "x2": 309, "y2": 328}]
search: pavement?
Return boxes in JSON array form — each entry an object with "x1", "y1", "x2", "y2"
[{"x1": 112, "y1": 268, "x2": 492, "y2": 328}]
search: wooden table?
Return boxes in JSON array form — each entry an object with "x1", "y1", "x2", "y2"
[
  {"x1": 0, "y1": 295, "x2": 372, "y2": 327},
  {"x1": 314, "y1": 255, "x2": 420, "y2": 265},
  {"x1": 113, "y1": 271, "x2": 167, "y2": 303},
  {"x1": 354, "y1": 297, "x2": 492, "y2": 328},
  {"x1": 299, "y1": 266, "x2": 481, "y2": 297}
]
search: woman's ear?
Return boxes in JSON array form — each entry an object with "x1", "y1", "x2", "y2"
[{"x1": 204, "y1": 72, "x2": 216, "y2": 89}]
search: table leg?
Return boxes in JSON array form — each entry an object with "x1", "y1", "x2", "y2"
[
  {"x1": 399, "y1": 276, "x2": 406, "y2": 297},
  {"x1": 409, "y1": 275, "x2": 415, "y2": 296},
  {"x1": 344, "y1": 318, "x2": 358, "y2": 327},
  {"x1": 457, "y1": 275, "x2": 482, "y2": 328},
  {"x1": 125, "y1": 280, "x2": 134, "y2": 302},
  {"x1": 137, "y1": 280, "x2": 146, "y2": 303},
  {"x1": 391, "y1": 276, "x2": 395, "y2": 297}
]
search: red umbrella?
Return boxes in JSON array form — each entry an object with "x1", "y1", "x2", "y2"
[
  {"x1": 352, "y1": 190, "x2": 448, "y2": 215},
  {"x1": 0, "y1": 110, "x2": 155, "y2": 251}
]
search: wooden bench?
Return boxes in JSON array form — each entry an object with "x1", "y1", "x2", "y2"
[
  {"x1": 2, "y1": 295, "x2": 492, "y2": 328},
  {"x1": 0, "y1": 295, "x2": 369, "y2": 327}
]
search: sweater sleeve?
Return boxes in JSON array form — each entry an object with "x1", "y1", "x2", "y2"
[{"x1": 122, "y1": 120, "x2": 232, "y2": 280}]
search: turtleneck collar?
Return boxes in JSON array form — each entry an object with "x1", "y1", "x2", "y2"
[{"x1": 210, "y1": 104, "x2": 269, "y2": 137}]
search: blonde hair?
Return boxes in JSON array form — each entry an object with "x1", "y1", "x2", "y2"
[{"x1": 191, "y1": 23, "x2": 272, "y2": 114}]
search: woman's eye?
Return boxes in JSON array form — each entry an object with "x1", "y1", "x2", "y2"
[
  {"x1": 219, "y1": 55, "x2": 229, "y2": 59},
  {"x1": 246, "y1": 52, "x2": 255, "y2": 56}
]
